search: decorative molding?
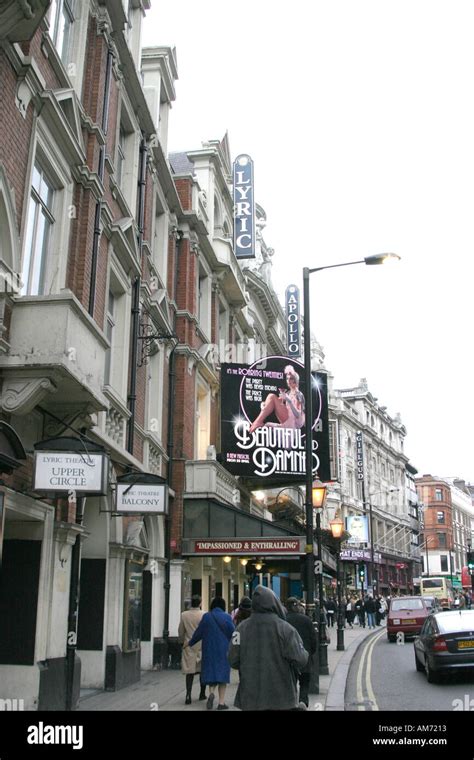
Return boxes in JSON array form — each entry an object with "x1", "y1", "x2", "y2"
[{"x1": 0, "y1": 376, "x2": 57, "y2": 414}]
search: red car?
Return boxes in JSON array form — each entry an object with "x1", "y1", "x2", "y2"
[{"x1": 387, "y1": 597, "x2": 430, "y2": 642}]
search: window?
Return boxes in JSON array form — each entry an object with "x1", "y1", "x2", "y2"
[
  {"x1": 440, "y1": 555, "x2": 448, "y2": 572},
  {"x1": 197, "y1": 263, "x2": 211, "y2": 337},
  {"x1": 435, "y1": 488, "x2": 443, "y2": 501},
  {"x1": 437, "y1": 511, "x2": 445, "y2": 524},
  {"x1": 49, "y1": 0, "x2": 74, "y2": 62},
  {"x1": 437, "y1": 532, "x2": 447, "y2": 549},
  {"x1": 196, "y1": 379, "x2": 211, "y2": 459},
  {"x1": 104, "y1": 290, "x2": 115, "y2": 385},
  {"x1": 116, "y1": 128, "x2": 126, "y2": 189},
  {"x1": 103, "y1": 267, "x2": 130, "y2": 397},
  {"x1": 21, "y1": 165, "x2": 54, "y2": 295}
]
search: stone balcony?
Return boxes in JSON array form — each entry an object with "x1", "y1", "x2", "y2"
[
  {"x1": 0, "y1": 291, "x2": 109, "y2": 416},
  {"x1": 212, "y1": 237, "x2": 247, "y2": 306},
  {"x1": 185, "y1": 459, "x2": 238, "y2": 507}
]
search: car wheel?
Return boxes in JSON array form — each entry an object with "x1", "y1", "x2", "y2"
[
  {"x1": 425, "y1": 657, "x2": 439, "y2": 684},
  {"x1": 415, "y1": 650, "x2": 424, "y2": 672},
  {"x1": 387, "y1": 633, "x2": 396, "y2": 643}
]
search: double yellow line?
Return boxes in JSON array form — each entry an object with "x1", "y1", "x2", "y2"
[{"x1": 356, "y1": 628, "x2": 386, "y2": 710}]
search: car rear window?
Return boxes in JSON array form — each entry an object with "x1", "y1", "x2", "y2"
[
  {"x1": 422, "y1": 579, "x2": 443, "y2": 588},
  {"x1": 391, "y1": 599, "x2": 424, "y2": 611},
  {"x1": 437, "y1": 612, "x2": 474, "y2": 633}
]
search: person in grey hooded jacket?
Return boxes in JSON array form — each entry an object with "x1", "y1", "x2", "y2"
[{"x1": 228, "y1": 585, "x2": 309, "y2": 710}]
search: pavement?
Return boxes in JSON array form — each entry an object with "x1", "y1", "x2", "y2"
[{"x1": 78, "y1": 622, "x2": 381, "y2": 712}]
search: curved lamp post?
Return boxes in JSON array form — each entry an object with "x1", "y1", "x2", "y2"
[
  {"x1": 303, "y1": 252, "x2": 400, "y2": 675},
  {"x1": 330, "y1": 512, "x2": 345, "y2": 651}
]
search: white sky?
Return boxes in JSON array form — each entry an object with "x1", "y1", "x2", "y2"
[{"x1": 142, "y1": 1, "x2": 474, "y2": 483}]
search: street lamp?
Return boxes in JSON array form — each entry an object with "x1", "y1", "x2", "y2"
[
  {"x1": 303, "y1": 252, "x2": 400, "y2": 674},
  {"x1": 329, "y1": 512, "x2": 345, "y2": 651}
]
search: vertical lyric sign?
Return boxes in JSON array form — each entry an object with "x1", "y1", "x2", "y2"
[
  {"x1": 233, "y1": 154, "x2": 255, "y2": 259},
  {"x1": 285, "y1": 284, "x2": 301, "y2": 357}
]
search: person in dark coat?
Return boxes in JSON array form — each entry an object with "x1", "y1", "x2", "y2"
[
  {"x1": 233, "y1": 596, "x2": 252, "y2": 627},
  {"x1": 228, "y1": 585, "x2": 309, "y2": 711},
  {"x1": 285, "y1": 597, "x2": 317, "y2": 707},
  {"x1": 188, "y1": 597, "x2": 235, "y2": 710}
]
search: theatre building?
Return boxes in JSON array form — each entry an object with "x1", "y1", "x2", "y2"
[{"x1": 0, "y1": 1, "x2": 181, "y2": 707}]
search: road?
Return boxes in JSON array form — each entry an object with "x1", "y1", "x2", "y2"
[{"x1": 345, "y1": 626, "x2": 474, "y2": 711}]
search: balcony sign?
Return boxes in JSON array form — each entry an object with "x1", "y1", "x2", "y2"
[
  {"x1": 115, "y1": 482, "x2": 168, "y2": 514},
  {"x1": 34, "y1": 451, "x2": 108, "y2": 495},
  {"x1": 233, "y1": 154, "x2": 255, "y2": 259}
]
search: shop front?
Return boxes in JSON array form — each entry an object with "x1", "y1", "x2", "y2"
[{"x1": 181, "y1": 498, "x2": 307, "y2": 611}]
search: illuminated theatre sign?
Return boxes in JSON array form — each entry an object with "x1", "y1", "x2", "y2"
[
  {"x1": 186, "y1": 537, "x2": 306, "y2": 555},
  {"x1": 285, "y1": 285, "x2": 301, "y2": 357},
  {"x1": 220, "y1": 356, "x2": 330, "y2": 481},
  {"x1": 233, "y1": 154, "x2": 255, "y2": 259}
]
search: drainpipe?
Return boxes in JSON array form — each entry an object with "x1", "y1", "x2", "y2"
[
  {"x1": 126, "y1": 133, "x2": 147, "y2": 454},
  {"x1": 65, "y1": 496, "x2": 84, "y2": 711},
  {"x1": 162, "y1": 229, "x2": 181, "y2": 666},
  {"x1": 88, "y1": 48, "x2": 113, "y2": 317}
]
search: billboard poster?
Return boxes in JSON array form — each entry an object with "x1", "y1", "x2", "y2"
[
  {"x1": 220, "y1": 356, "x2": 330, "y2": 481},
  {"x1": 345, "y1": 514, "x2": 369, "y2": 544},
  {"x1": 233, "y1": 154, "x2": 255, "y2": 259}
]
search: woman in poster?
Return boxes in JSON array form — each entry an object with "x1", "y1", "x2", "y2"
[{"x1": 248, "y1": 365, "x2": 305, "y2": 433}]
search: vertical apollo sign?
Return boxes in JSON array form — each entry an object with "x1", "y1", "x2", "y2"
[
  {"x1": 233, "y1": 154, "x2": 255, "y2": 259},
  {"x1": 285, "y1": 285, "x2": 301, "y2": 357}
]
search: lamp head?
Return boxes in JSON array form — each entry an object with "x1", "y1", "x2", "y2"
[
  {"x1": 312, "y1": 482, "x2": 327, "y2": 509},
  {"x1": 364, "y1": 253, "x2": 401, "y2": 266},
  {"x1": 223, "y1": 556, "x2": 232, "y2": 564},
  {"x1": 329, "y1": 513, "x2": 344, "y2": 539}
]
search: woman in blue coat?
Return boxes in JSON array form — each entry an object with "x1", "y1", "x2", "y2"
[{"x1": 187, "y1": 597, "x2": 235, "y2": 710}]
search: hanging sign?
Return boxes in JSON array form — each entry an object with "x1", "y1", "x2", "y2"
[
  {"x1": 115, "y1": 482, "x2": 169, "y2": 514},
  {"x1": 34, "y1": 451, "x2": 108, "y2": 495}
]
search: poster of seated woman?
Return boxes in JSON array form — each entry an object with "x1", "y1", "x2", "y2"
[{"x1": 249, "y1": 365, "x2": 305, "y2": 433}]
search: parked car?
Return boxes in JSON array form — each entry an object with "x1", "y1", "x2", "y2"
[
  {"x1": 387, "y1": 596, "x2": 431, "y2": 642},
  {"x1": 422, "y1": 596, "x2": 442, "y2": 613},
  {"x1": 414, "y1": 610, "x2": 474, "y2": 683}
]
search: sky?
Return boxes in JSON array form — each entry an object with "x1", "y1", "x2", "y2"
[{"x1": 142, "y1": 1, "x2": 474, "y2": 483}]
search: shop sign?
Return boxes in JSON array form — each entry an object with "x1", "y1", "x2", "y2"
[
  {"x1": 340, "y1": 548, "x2": 382, "y2": 563},
  {"x1": 221, "y1": 356, "x2": 330, "y2": 481},
  {"x1": 233, "y1": 154, "x2": 255, "y2": 259},
  {"x1": 34, "y1": 451, "x2": 108, "y2": 494},
  {"x1": 115, "y1": 483, "x2": 168, "y2": 514},
  {"x1": 187, "y1": 537, "x2": 306, "y2": 555}
]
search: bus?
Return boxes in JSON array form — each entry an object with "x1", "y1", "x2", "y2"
[{"x1": 419, "y1": 576, "x2": 455, "y2": 609}]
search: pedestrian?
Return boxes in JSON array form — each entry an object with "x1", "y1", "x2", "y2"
[
  {"x1": 285, "y1": 597, "x2": 317, "y2": 707},
  {"x1": 233, "y1": 596, "x2": 252, "y2": 626},
  {"x1": 178, "y1": 594, "x2": 206, "y2": 704},
  {"x1": 345, "y1": 597, "x2": 354, "y2": 628},
  {"x1": 228, "y1": 585, "x2": 309, "y2": 711},
  {"x1": 187, "y1": 597, "x2": 235, "y2": 710},
  {"x1": 355, "y1": 596, "x2": 366, "y2": 627},
  {"x1": 326, "y1": 597, "x2": 336, "y2": 627},
  {"x1": 365, "y1": 595, "x2": 376, "y2": 628}
]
